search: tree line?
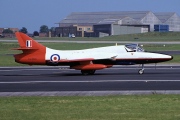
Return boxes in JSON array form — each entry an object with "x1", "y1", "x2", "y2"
[{"x1": 2, "y1": 25, "x2": 53, "y2": 36}]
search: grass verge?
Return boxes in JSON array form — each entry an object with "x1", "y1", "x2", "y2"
[
  {"x1": 1, "y1": 32, "x2": 180, "y2": 41},
  {"x1": 0, "y1": 95, "x2": 180, "y2": 120}
]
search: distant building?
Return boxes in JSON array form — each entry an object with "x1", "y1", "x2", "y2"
[
  {"x1": 1, "y1": 28, "x2": 19, "y2": 33},
  {"x1": 9, "y1": 28, "x2": 19, "y2": 33},
  {"x1": 55, "y1": 25, "x2": 93, "y2": 37},
  {"x1": 0, "y1": 28, "x2": 19, "y2": 38},
  {"x1": 154, "y1": 12, "x2": 180, "y2": 31},
  {"x1": 0, "y1": 28, "x2": 4, "y2": 36},
  {"x1": 39, "y1": 33, "x2": 48, "y2": 37},
  {"x1": 55, "y1": 11, "x2": 180, "y2": 37}
]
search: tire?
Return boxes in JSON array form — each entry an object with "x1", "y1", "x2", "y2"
[
  {"x1": 81, "y1": 70, "x2": 96, "y2": 75},
  {"x1": 138, "y1": 69, "x2": 144, "y2": 74}
]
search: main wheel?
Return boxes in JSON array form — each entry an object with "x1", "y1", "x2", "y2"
[
  {"x1": 89, "y1": 70, "x2": 95, "y2": 75},
  {"x1": 81, "y1": 70, "x2": 96, "y2": 75},
  {"x1": 81, "y1": 70, "x2": 89, "y2": 75},
  {"x1": 138, "y1": 69, "x2": 144, "y2": 74}
]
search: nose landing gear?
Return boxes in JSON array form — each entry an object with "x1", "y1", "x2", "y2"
[{"x1": 138, "y1": 64, "x2": 144, "y2": 74}]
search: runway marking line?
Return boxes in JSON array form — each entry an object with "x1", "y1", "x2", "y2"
[
  {"x1": 0, "y1": 66, "x2": 180, "y2": 72},
  {"x1": 1, "y1": 80, "x2": 180, "y2": 84}
]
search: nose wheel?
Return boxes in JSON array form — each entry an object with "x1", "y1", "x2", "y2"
[
  {"x1": 138, "y1": 69, "x2": 144, "y2": 74},
  {"x1": 138, "y1": 64, "x2": 144, "y2": 74}
]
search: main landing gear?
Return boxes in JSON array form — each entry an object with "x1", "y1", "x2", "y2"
[
  {"x1": 81, "y1": 70, "x2": 96, "y2": 75},
  {"x1": 138, "y1": 64, "x2": 144, "y2": 74}
]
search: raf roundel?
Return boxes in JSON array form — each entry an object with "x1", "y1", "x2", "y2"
[{"x1": 50, "y1": 54, "x2": 60, "y2": 62}]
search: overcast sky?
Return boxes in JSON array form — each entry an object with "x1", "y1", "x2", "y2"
[{"x1": 1, "y1": 0, "x2": 180, "y2": 33}]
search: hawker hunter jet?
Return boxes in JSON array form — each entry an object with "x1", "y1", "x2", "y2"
[{"x1": 13, "y1": 32, "x2": 173, "y2": 75}]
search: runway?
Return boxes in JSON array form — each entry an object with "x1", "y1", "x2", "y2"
[{"x1": 0, "y1": 65, "x2": 180, "y2": 96}]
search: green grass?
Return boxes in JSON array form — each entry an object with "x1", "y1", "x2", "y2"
[
  {"x1": 43, "y1": 43, "x2": 180, "y2": 51},
  {"x1": 0, "y1": 42, "x2": 20, "y2": 54},
  {"x1": 29, "y1": 31, "x2": 180, "y2": 41},
  {"x1": 0, "y1": 55, "x2": 24, "y2": 66},
  {"x1": 166, "y1": 55, "x2": 180, "y2": 63},
  {"x1": 1, "y1": 42, "x2": 179, "y2": 52},
  {"x1": 0, "y1": 95, "x2": 180, "y2": 120},
  {"x1": 1, "y1": 32, "x2": 180, "y2": 41}
]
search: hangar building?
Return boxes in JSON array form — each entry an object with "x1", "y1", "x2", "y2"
[
  {"x1": 55, "y1": 11, "x2": 180, "y2": 37},
  {"x1": 154, "y1": 12, "x2": 180, "y2": 31}
]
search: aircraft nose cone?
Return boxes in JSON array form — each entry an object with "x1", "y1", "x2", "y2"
[
  {"x1": 166, "y1": 54, "x2": 173, "y2": 60},
  {"x1": 164, "y1": 54, "x2": 173, "y2": 61},
  {"x1": 152, "y1": 53, "x2": 173, "y2": 63},
  {"x1": 170, "y1": 55, "x2": 173, "y2": 60}
]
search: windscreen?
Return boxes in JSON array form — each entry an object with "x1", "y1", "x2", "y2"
[{"x1": 125, "y1": 44, "x2": 144, "y2": 52}]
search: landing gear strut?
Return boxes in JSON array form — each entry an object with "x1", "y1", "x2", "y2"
[
  {"x1": 138, "y1": 64, "x2": 144, "y2": 74},
  {"x1": 81, "y1": 70, "x2": 96, "y2": 75}
]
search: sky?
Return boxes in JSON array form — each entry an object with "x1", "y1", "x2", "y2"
[{"x1": 1, "y1": 0, "x2": 180, "y2": 33}]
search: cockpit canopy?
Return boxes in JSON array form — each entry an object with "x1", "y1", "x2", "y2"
[{"x1": 125, "y1": 44, "x2": 144, "y2": 52}]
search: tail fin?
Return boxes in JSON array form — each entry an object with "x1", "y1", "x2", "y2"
[
  {"x1": 13, "y1": 32, "x2": 46, "y2": 51},
  {"x1": 13, "y1": 32, "x2": 46, "y2": 65}
]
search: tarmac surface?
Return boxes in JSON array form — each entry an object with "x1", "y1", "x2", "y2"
[
  {"x1": 0, "y1": 65, "x2": 180, "y2": 96},
  {"x1": 1, "y1": 40, "x2": 180, "y2": 96}
]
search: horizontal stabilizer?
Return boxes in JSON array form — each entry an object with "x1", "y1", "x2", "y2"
[{"x1": 12, "y1": 48, "x2": 39, "y2": 50}]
